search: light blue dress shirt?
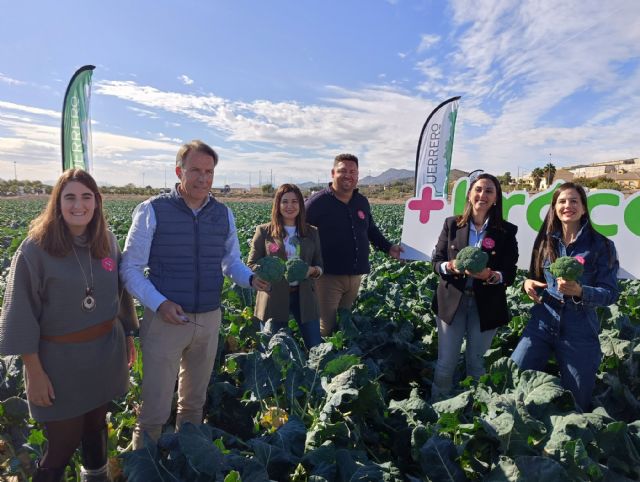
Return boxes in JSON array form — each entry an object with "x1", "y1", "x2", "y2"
[{"x1": 120, "y1": 194, "x2": 253, "y2": 311}]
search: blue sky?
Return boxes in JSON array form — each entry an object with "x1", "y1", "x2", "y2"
[{"x1": 1, "y1": 0, "x2": 639, "y2": 188}]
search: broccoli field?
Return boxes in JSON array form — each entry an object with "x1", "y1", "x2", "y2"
[{"x1": 1, "y1": 198, "x2": 639, "y2": 481}]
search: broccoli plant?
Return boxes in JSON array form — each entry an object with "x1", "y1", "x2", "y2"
[
  {"x1": 254, "y1": 256, "x2": 286, "y2": 282},
  {"x1": 549, "y1": 256, "x2": 584, "y2": 281},
  {"x1": 455, "y1": 246, "x2": 489, "y2": 273},
  {"x1": 286, "y1": 258, "x2": 308, "y2": 283}
]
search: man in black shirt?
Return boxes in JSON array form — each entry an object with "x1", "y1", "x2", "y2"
[{"x1": 306, "y1": 153, "x2": 403, "y2": 335}]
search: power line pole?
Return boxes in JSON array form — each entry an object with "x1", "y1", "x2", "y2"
[{"x1": 14, "y1": 161, "x2": 17, "y2": 181}]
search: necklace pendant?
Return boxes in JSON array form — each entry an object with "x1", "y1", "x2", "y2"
[
  {"x1": 82, "y1": 295, "x2": 96, "y2": 312},
  {"x1": 82, "y1": 288, "x2": 96, "y2": 312}
]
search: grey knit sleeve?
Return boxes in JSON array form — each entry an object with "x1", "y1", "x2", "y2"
[{"x1": 0, "y1": 244, "x2": 43, "y2": 355}]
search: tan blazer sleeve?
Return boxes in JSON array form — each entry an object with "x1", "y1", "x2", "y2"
[
  {"x1": 310, "y1": 226, "x2": 323, "y2": 270},
  {"x1": 247, "y1": 225, "x2": 268, "y2": 271}
]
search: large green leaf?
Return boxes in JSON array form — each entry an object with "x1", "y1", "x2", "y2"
[
  {"x1": 223, "y1": 454, "x2": 271, "y2": 482},
  {"x1": 513, "y1": 370, "x2": 575, "y2": 419},
  {"x1": 388, "y1": 387, "x2": 438, "y2": 426},
  {"x1": 481, "y1": 396, "x2": 547, "y2": 456},
  {"x1": 305, "y1": 419, "x2": 351, "y2": 451},
  {"x1": 596, "y1": 421, "x2": 640, "y2": 479},
  {"x1": 418, "y1": 435, "x2": 467, "y2": 481},
  {"x1": 513, "y1": 456, "x2": 570, "y2": 479},
  {"x1": 320, "y1": 364, "x2": 381, "y2": 420},
  {"x1": 307, "y1": 342, "x2": 338, "y2": 371},
  {"x1": 485, "y1": 456, "x2": 520, "y2": 481},
  {"x1": 334, "y1": 449, "x2": 403, "y2": 482},
  {"x1": 230, "y1": 351, "x2": 282, "y2": 399},
  {"x1": 432, "y1": 390, "x2": 473, "y2": 416},
  {"x1": 247, "y1": 417, "x2": 306, "y2": 477},
  {"x1": 302, "y1": 443, "x2": 337, "y2": 479},
  {"x1": 121, "y1": 434, "x2": 168, "y2": 482},
  {"x1": 0, "y1": 355, "x2": 23, "y2": 400},
  {"x1": 177, "y1": 423, "x2": 223, "y2": 477}
]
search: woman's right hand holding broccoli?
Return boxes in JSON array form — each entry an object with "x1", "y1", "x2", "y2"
[{"x1": 446, "y1": 260, "x2": 462, "y2": 274}]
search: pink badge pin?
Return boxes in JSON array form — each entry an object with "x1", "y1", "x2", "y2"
[
  {"x1": 482, "y1": 237, "x2": 495, "y2": 250},
  {"x1": 102, "y1": 257, "x2": 115, "y2": 272}
]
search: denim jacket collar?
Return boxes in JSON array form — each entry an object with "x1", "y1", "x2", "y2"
[{"x1": 551, "y1": 219, "x2": 589, "y2": 250}]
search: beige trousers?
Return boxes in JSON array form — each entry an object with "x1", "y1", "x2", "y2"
[
  {"x1": 132, "y1": 308, "x2": 221, "y2": 449},
  {"x1": 315, "y1": 274, "x2": 362, "y2": 336}
]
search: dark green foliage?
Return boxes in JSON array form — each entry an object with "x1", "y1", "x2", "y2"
[
  {"x1": 254, "y1": 255, "x2": 286, "y2": 282},
  {"x1": 1, "y1": 200, "x2": 639, "y2": 481},
  {"x1": 286, "y1": 257, "x2": 309, "y2": 283},
  {"x1": 456, "y1": 246, "x2": 489, "y2": 273},
  {"x1": 549, "y1": 255, "x2": 585, "y2": 281}
]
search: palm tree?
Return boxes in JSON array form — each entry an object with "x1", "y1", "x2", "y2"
[
  {"x1": 543, "y1": 163, "x2": 557, "y2": 186},
  {"x1": 531, "y1": 168, "x2": 544, "y2": 190}
]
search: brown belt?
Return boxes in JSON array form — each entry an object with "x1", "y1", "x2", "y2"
[
  {"x1": 41, "y1": 318, "x2": 115, "y2": 343},
  {"x1": 289, "y1": 285, "x2": 299, "y2": 293}
]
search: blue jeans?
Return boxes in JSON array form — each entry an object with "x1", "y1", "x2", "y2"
[
  {"x1": 262, "y1": 291, "x2": 322, "y2": 349},
  {"x1": 432, "y1": 295, "x2": 496, "y2": 400},
  {"x1": 511, "y1": 300, "x2": 601, "y2": 411}
]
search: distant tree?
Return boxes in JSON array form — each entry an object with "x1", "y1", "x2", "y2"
[
  {"x1": 261, "y1": 183, "x2": 274, "y2": 195},
  {"x1": 574, "y1": 176, "x2": 623, "y2": 191},
  {"x1": 543, "y1": 163, "x2": 557, "y2": 186},
  {"x1": 531, "y1": 168, "x2": 544, "y2": 190},
  {"x1": 594, "y1": 179, "x2": 623, "y2": 191},
  {"x1": 496, "y1": 172, "x2": 513, "y2": 188}
]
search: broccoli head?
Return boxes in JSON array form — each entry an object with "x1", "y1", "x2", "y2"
[
  {"x1": 455, "y1": 246, "x2": 489, "y2": 273},
  {"x1": 286, "y1": 258, "x2": 309, "y2": 283},
  {"x1": 254, "y1": 256, "x2": 286, "y2": 282},
  {"x1": 549, "y1": 256, "x2": 584, "y2": 281}
]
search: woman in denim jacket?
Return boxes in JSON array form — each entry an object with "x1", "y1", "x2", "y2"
[{"x1": 511, "y1": 182, "x2": 619, "y2": 411}]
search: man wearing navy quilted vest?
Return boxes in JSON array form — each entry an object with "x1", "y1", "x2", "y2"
[{"x1": 121, "y1": 140, "x2": 268, "y2": 449}]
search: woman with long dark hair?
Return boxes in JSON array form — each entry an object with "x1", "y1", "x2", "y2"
[
  {"x1": 0, "y1": 169, "x2": 138, "y2": 481},
  {"x1": 431, "y1": 173, "x2": 519, "y2": 399},
  {"x1": 247, "y1": 184, "x2": 323, "y2": 349},
  {"x1": 511, "y1": 182, "x2": 619, "y2": 411}
]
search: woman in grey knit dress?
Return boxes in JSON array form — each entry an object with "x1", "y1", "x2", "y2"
[{"x1": 0, "y1": 170, "x2": 138, "y2": 482}]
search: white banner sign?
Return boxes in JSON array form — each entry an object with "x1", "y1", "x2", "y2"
[
  {"x1": 414, "y1": 96, "x2": 460, "y2": 198},
  {"x1": 400, "y1": 178, "x2": 640, "y2": 279}
]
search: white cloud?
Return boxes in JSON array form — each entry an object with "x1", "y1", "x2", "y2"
[
  {"x1": 2, "y1": 0, "x2": 638, "y2": 186},
  {"x1": 0, "y1": 101, "x2": 59, "y2": 119},
  {"x1": 0, "y1": 102, "x2": 181, "y2": 186},
  {"x1": 127, "y1": 106, "x2": 160, "y2": 119},
  {"x1": 422, "y1": 0, "x2": 640, "y2": 174},
  {"x1": 93, "y1": 78, "x2": 441, "y2": 178},
  {"x1": 0, "y1": 73, "x2": 24, "y2": 85},
  {"x1": 417, "y1": 34, "x2": 440, "y2": 52},
  {"x1": 178, "y1": 74, "x2": 194, "y2": 85}
]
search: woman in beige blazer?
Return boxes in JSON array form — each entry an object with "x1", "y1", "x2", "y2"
[{"x1": 248, "y1": 184, "x2": 324, "y2": 348}]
